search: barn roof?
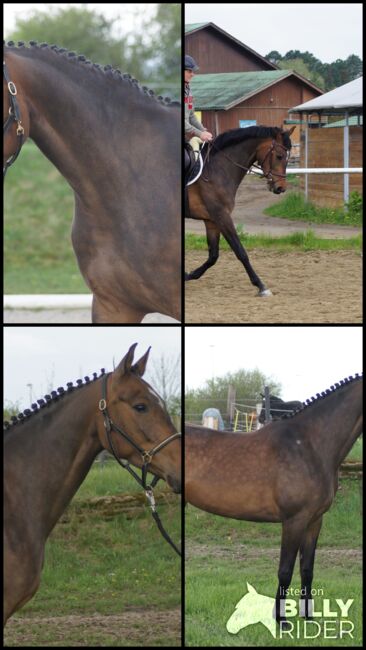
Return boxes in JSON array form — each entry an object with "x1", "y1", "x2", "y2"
[
  {"x1": 290, "y1": 77, "x2": 363, "y2": 115},
  {"x1": 185, "y1": 22, "x2": 279, "y2": 71},
  {"x1": 190, "y1": 71, "x2": 323, "y2": 111}
]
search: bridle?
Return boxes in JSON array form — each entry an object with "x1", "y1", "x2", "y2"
[
  {"x1": 98, "y1": 372, "x2": 181, "y2": 555},
  {"x1": 3, "y1": 60, "x2": 25, "y2": 178},
  {"x1": 203, "y1": 138, "x2": 290, "y2": 182}
]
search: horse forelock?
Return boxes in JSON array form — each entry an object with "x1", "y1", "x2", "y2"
[{"x1": 4, "y1": 41, "x2": 180, "y2": 108}]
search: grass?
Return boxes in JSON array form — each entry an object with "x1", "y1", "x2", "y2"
[
  {"x1": 264, "y1": 189, "x2": 362, "y2": 227},
  {"x1": 185, "y1": 230, "x2": 362, "y2": 252}
]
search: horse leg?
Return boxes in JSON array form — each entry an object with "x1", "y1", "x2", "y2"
[
  {"x1": 275, "y1": 518, "x2": 307, "y2": 630},
  {"x1": 185, "y1": 222, "x2": 220, "y2": 280},
  {"x1": 299, "y1": 516, "x2": 323, "y2": 619},
  {"x1": 219, "y1": 217, "x2": 271, "y2": 296}
]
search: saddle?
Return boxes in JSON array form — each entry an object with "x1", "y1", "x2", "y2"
[{"x1": 185, "y1": 142, "x2": 206, "y2": 187}]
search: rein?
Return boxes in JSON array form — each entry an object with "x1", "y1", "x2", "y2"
[
  {"x1": 203, "y1": 138, "x2": 289, "y2": 182},
  {"x1": 3, "y1": 61, "x2": 25, "y2": 178},
  {"x1": 98, "y1": 373, "x2": 181, "y2": 556}
]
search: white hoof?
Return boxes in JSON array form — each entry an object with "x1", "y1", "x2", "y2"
[{"x1": 258, "y1": 288, "x2": 272, "y2": 297}]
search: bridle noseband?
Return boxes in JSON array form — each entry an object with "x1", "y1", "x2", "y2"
[
  {"x1": 98, "y1": 373, "x2": 181, "y2": 555},
  {"x1": 3, "y1": 60, "x2": 25, "y2": 178}
]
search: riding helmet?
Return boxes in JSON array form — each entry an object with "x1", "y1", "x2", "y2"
[{"x1": 185, "y1": 55, "x2": 199, "y2": 72}]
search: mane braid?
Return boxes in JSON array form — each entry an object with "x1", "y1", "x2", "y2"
[
  {"x1": 280, "y1": 373, "x2": 362, "y2": 420},
  {"x1": 3, "y1": 368, "x2": 106, "y2": 431},
  {"x1": 4, "y1": 41, "x2": 180, "y2": 107}
]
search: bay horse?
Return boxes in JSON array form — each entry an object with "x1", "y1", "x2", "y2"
[
  {"x1": 3, "y1": 42, "x2": 181, "y2": 323},
  {"x1": 3, "y1": 343, "x2": 181, "y2": 625},
  {"x1": 185, "y1": 374, "x2": 362, "y2": 629},
  {"x1": 258, "y1": 393, "x2": 303, "y2": 424},
  {"x1": 185, "y1": 125, "x2": 295, "y2": 296}
]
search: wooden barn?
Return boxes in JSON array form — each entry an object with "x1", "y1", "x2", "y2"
[{"x1": 185, "y1": 22, "x2": 323, "y2": 146}]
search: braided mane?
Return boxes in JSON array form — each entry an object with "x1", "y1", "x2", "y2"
[
  {"x1": 4, "y1": 368, "x2": 106, "y2": 431},
  {"x1": 280, "y1": 373, "x2": 362, "y2": 420},
  {"x1": 4, "y1": 40, "x2": 180, "y2": 107}
]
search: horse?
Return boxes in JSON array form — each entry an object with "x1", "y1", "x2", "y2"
[
  {"x1": 3, "y1": 42, "x2": 181, "y2": 323},
  {"x1": 258, "y1": 393, "x2": 303, "y2": 424},
  {"x1": 185, "y1": 125, "x2": 295, "y2": 296},
  {"x1": 185, "y1": 374, "x2": 362, "y2": 629},
  {"x1": 3, "y1": 343, "x2": 181, "y2": 625}
]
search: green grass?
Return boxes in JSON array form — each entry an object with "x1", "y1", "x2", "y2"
[
  {"x1": 185, "y1": 230, "x2": 362, "y2": 252},
  {"x1": 264, "y1": 190, "x2": 362, "y2": 227},
  {"x1": 4, "y1": 141, "x2": 86, "y2": 294}
]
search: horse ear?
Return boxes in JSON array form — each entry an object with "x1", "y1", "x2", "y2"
[
  {"x1": 132, "y1": 346, "x2": 151, "y2": 377},
  {"x1": 116, "y1": 343, "x2": 138, "y2": 376},
  {"x1": 287, "y1": 125, "x2": 296, "y2": 136}
]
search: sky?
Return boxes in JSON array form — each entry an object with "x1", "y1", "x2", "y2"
[
  {"x1": 4, "y1": 326, "x2": 181, "y2": 409},
  {"x1": 185, "y1": 3, "x2": 363, "y2": 63},
  {"x1": 185, "y1": 326, "x2": 362, "y2": 401}
]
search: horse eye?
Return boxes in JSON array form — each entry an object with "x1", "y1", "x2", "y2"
[
  {"x1": 133, "y1": 404, "x2": 147, "y2": 413},
  {"x1": 276, "y1": 155, "x2": 283, "y2": 160}
]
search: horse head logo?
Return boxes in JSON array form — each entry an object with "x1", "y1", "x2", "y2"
[{"x1": 226, "y1": 582, "x2": 277, "y2": 638}]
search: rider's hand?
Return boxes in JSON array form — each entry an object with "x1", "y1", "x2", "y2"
[{"x1": 200, "y1": 131, "x2": 213, "y2": 142}]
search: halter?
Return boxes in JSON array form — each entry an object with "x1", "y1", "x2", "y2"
[
  {"x1": 3, "y1": 61, "x2": 25, "y2": 178},
  {"x1": 98, "y1": 373, "x2": 181, "y2": 555}
]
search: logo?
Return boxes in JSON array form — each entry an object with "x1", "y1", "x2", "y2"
[{"x1": 226, "y1": 583, "x2": 354, "y2": 639}]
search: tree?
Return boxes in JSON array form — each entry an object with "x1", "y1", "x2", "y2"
[
  {"x1": 185, "y1": 368, "x2": 282, "y2": 423},
  {"x1": 147, "y1": 353, "x2": 181, "y2": 416}
]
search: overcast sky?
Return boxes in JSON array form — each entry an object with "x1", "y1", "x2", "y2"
[
  {"x1": 185, "y1": 3, "x2": 362, "y2": 63},
  {"x1": 185, "y1": 326, "x2": 362, "y2": 401},
  {"x1": 4, "y1": 326, "x2": 181, "y2": 409}
]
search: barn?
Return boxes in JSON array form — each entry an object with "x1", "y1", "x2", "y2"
[{"x1": 185, "y1": 22, "x2": 323, "y2": 147}]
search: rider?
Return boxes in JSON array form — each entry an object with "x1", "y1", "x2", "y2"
[{"x1": 184, "y1": 54, "x2": 213, "y2": 176}]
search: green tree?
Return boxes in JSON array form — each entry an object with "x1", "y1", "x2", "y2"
[{"x1": 185, "y1": 368, "x2": 282, "y2": 424}]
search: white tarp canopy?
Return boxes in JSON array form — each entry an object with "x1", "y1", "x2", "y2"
[{"x1": 289, "y1": 77, "x2": 362, "y2": 113}]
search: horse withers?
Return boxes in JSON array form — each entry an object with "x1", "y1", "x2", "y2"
[
  {"x1": 185, "y1": 374, "x2": 362, "y2": 629},
  {"x1": 4, "y1": 343, "x2": 181, "y2": 625}
]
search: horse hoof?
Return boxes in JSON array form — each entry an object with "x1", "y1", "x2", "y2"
[{"x1": 258, "y1": 288, "x2": 272, "y2": 297}]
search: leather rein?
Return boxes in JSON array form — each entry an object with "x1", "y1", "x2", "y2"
[
  {"x1": 3, "y1": 60, "x2": 25, "y2": 178},
  {"x1": 203, "y1": 138, "x2": 290, "y2": 182},
  {"x1": 98, "y1": 373, "x2": 181, "y2": 556}
]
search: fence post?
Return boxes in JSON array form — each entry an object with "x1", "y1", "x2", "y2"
[{"x1": 264, "y1": 386, "x2": 271, "y2": 423}]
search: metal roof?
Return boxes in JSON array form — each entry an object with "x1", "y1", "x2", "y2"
[
  {"x1": 289, "y1": 77, "x2": 363, "y2": 114},
  {"x1": 190, "y1": 71, "x2": 310, "y2": 111}
]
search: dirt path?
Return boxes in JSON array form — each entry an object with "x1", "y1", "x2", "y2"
[
  {"x1": 185, "y1": 177, "x2": 361, "y2": 238},
  {"x1": 186, "y1": 542, "x2": 362, "y2": 565},
  {"x1": 4, "y1": 608, "x2": 181, "y2": 647}
]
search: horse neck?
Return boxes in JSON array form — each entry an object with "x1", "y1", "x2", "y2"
[
  {"x1": 8, "y1": 49, "x2": 177, "y2": 200},
  {"x1": 4, "y1": 382, "x2": 102, "y2": 538},
  {"x1": 291, "y1": 381, "x2": 362, "y2": 469},
  {"x1": 214, "y1": 139, "x2": 258, "y2": 190}
]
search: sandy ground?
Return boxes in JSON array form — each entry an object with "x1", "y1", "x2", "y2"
[
  {"x1": 185, "y1": 249, "x2": 362, "y2": 324},
  {"x1": 185, "y1": 179, "x2": 362, "y2": 324}
]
